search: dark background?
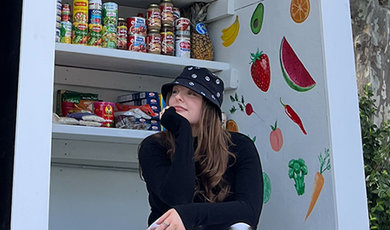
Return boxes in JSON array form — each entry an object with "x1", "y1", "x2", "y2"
[{"x1": 0, "y1": 0, "x2": 22, "y2": 229}]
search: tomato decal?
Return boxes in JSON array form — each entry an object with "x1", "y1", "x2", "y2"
[{"x1": 270, "y1": 121, "x2": 283, "y2": 152}]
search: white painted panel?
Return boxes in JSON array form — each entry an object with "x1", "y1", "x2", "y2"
[
  {"x1": 49, "y1": 165, "x2": 150, "y2": 230},
  {"x1": 12, "y1": 0, "x2": 56, "y2": 229}
]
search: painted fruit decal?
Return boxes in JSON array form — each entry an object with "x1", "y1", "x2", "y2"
[
  {"x1": 280, "y1": 37, "x2": 316, "y2": 92},
  {"x1": 270, "y1": 121, "x2": 283, "y2": 152},
  {"x1": 250, "y1": 49, "x2": 271, "y2": 92},
  {"x1": 221, "y1": 16, "x2": 240, "y2": 47},
  {"x1": 230, "y1": 93, "x2": 264, "y2": 121},
  {"x1": 280, "y1": 98, "x2": 307, "y2": 135},
  {"x1": 263, "y1": 172, "x2": 271, "y2": 204},
  {"x1": 250, "y1": 3, "x2": 264, "y2": 34},
  {"x1": 290, "y1": 0, "x2": 310, "y2": 23}
]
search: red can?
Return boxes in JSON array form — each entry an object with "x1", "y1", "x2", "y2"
[
  {"x1": 128, "y1": 34, "x2": 147, "y2": 52},
  {"x1": 175, "y1": 17, "x2": 190, "y2": 36},
  {"x1": 93, "y1": 101, "x2": 115, "y2": 127},
  {"x1": 127, "y1": 17, "x2": 147, "y2": 36},
  {"x1": 173, "y1": 7, "x2": 180, "y2": 22},
  {"x1": 61, "y1": 4, "x2": 71, "y2": 22},
  {"x1": 147, "y1": 29, "x2": 161, "y2": 54}
]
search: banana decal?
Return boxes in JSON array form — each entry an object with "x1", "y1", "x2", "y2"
[{"x1": 221, "y1": 16, "x2": 240, "y2": 47}]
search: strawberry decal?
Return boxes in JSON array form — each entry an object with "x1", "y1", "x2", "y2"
[{"x1": 250, "y1": 49, "x2": 271, "y2": 92}]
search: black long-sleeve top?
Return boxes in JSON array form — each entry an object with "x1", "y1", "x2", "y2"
[{"x1": 138, "y1": 108, "x2": 263, "y2": 230}]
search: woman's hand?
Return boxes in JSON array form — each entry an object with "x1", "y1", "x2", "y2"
[{"x1": 153, "y1": 208, "x2": 185, "y2": 230}]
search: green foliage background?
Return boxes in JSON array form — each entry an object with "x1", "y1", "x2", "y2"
[{"x1": 359, "y1": 85, "x2": 390, "y2": 229}]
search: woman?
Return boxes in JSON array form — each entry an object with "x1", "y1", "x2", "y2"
[{"x1": 139, "y1": 66, "x2": 263, "y2": 230}]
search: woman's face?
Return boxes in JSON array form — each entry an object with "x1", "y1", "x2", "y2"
[{"x1": 168, "y1": 85, "x2": 203, "y2": 125}]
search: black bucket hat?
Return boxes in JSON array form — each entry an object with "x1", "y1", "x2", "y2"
[{"x1": 161, "y1": 66, "x2": 224, "y2": 114}]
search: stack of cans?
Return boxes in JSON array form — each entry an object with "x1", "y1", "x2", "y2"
[
  {"x1": 88, "y1": 0, "x2": 103, "y2": 47},
  {"x1": 127, "y1": 16, "x2": 147, "y2": 52},
  {"x1": 175, "y1": 17, "x2": 191, "y2": 58},
  {"x1": 102, "y1": 2, "x2": 118, "y2": 48},
  {"x1": 60, "y1": 4, "x2": 72, "y2": 43},
  {"x1": 72, "y1": 0, "x2": 88, "y2": 45},
  {"x1": 56, "y1": 0, "x2": 62, "y2": 43}
]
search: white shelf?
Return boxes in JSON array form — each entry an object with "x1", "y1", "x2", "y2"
[
  {"x1": 55, "y1": 43, "x2": 230, "y2": 78},
  {"x1": 116, "y1": 0, "x2": 214, "y2": 8},
  {"x1": 52, "y1": 123, "x2": 156, "y2": 144}
]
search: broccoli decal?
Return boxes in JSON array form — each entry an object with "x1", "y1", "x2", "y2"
[{"x1": 288, "y1": 158, "x2": 308, "y2": 196}]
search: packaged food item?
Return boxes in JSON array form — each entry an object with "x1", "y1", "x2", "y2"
[
  {"x1": 60, "y1": 21, "x2": 72, "y2": 43},
  {"x1": 160, "y1": 0, "x2": 174, "y2": 26},
  {"x1": 88, "y1": 23, "x2": 103, "y2": 47},
  {"x1": 117, "y1": 18, "x2": 127, "y2": 49},
  {"x1": 89, "y1": 0, "x2": 102, "y2": 25},
  {"x1": 173, "y1": 7, "x2": 180, "y2": 22},
  {"x1": 56, "y1": 28, "x2": 61, "y2": 43},
  {"x1": 175, "y1": 17, "x2": 190, "y2": 36},
  {"x1": 127, "y1": 17, "x2": 146, "y2": 36},
  {"x1": 175, "y1": 35, "x2": 190, "y2": 58},
  {"x1": 102, "y1": 2, "x2": 118, "y2": 48},
  {"x1": 73, "y1": 0, "x2": 88, "y2": 23},
  {"x1": 147, "y1": 29, "x2": 161, "y2": 54},
  {"x1": 72, "y1": 22, "x2": 88, "y2": 45},
  {"x1": 147, "y1": 4, "x2": 161, "y2": 31},
  {"x1": 93, "y1": 101, "x2": 115, "y2": 127},
  {"x1": 61, "y1": 4, "x2": 71, "y2": 22},
  {"x1": 56, "y1": 90, "x2": 99, "y2": 116},
  {"x1": 161, "y1": 24, "x2": 174, "y2": 55},
  {"x1": 128, "y1": 34, "x2": 146, "y2": 52}
]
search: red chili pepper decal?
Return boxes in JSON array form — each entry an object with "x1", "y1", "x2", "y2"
[{"x1": 280, "y1": 98, "x2": 307, "y2": 135}]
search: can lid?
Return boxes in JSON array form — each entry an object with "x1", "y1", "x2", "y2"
[
  {"x1": 162, "y1": 23, "x2": 173, "y2": 27},
  {"x1": 118, "y1": 17, "x2": 125, "y2": 21},
  {"x1": 160, "y1": 0, "x2": 173, "y2": 3},
  {"x1": 149, "y1": 3, "x2": 159, "y2": 8},
  {"x1": 149, "y1": 29, "x2": 160, "y2": 33}
]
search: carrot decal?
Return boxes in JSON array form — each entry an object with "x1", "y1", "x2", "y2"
[{"x1": 305, "y1": 148, "x2": 331, "y2": 220}]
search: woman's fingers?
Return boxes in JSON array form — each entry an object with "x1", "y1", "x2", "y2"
[{"x1": 159, "y1": 106, "x2": 170, "y2": 120}]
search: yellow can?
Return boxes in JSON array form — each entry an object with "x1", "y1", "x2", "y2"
[{"x1": 73, "y1": 0, "x2": 88, "y2": 23}]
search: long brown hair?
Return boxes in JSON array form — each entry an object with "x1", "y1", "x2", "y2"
[{"x1": 151, "y1": 96, "x2": 235, "y2": 202}]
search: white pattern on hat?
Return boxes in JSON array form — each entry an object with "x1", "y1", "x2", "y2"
[
  {"x1": 188, "y1": 67, "x2": 193, "y2": 70},
  {"x1": 211, "y1": 95, "x2": 216, "y2": 100},
  {"x1": 189, "y1": 82, "x2": 195, "y2": 86},
  {"x1": 200, "y1": 92, "x2": 206, "y2": 96},
  {"x1": 175, "y1": 81, "x2": 179, "y2": 84},
  {"x1": 205, "y1": 76, "x2": 210, "y2": 81},
  {"x1": 195, "y1": 66, "x2": 200, "y2": 69},
  {"x1": 216, "y1": 92, "x2": 220, "y2": 97},
  {"x1": 191, "y1": 74, "x2": 198, "y2": 78},
  {"x1": 216, "y1": 79, "x2": 220, "y2": 84}
]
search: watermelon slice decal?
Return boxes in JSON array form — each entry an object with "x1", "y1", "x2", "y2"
[{"x1": 280, "y1": 37, "x2": 316, "y2": 92}]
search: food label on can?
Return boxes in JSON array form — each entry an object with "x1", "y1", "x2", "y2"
[
  {"x1": 89, "y1": 9, "x2": 102, "y2": 24},
  {"x1": 161, "y1": 31, "x2": 174, "y2": 55},
  {"x1": 117, "y1": 25, "x2": 128, "y2": 49},
  {"x1": 102, "y1": 25, "x2": 117, "y2": 48},
  {"x1": 173, "y1": 7, "x2": 180, "y2": 21},
  {"x1": 128, "y1": 17, "x2": 146, "y2": 36},
  {"x1": 72, "y1": 22, "x2": 88, "y2": 45},
  {"x1": 60, "y1": 21, "x2": 72, "y2": 44},
  {"x1": 128, "y1": 35, "x2": 146, "y2": 52},
  {"x1": 147, "y1": 10, "x2": 161, "y2": 30},
  {"x1": 147, "y1": 34, "x2": 161, "y2": 54},
  {"x1": 93, "y1": 102, "x2": 115, "y2": 127},
  {"x1": 73, "y1": 0, "x2": 88, "y2": 23},
  {"x1": 176, "y1": 37, "x2": 190, "y2": 58},
  {"x1": 175, "y1": 18, "x2": 190, "y2": 32},
  {"x1": 102, "y1": 2, "x2": 118, "y2": 25},
  {"x1": 88, "y1": 24, "x2": 102, "y2": 47},
  {"x1": 89, "y1": 0, "x2": 102, "y2": 10},
  {"x1": 161, "y1": 5, "x2": 174, "y2": 26}
]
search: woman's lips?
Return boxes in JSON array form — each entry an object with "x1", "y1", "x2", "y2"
[{"x1": 174, "y1": 106, "x2": 186, "y2": 111}]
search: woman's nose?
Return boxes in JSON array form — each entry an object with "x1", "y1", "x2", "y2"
[{"x1": 174, "y1": 92, "x2": 184, "y2": 101}]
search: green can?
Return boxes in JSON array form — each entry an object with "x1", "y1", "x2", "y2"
[
  {"x1": 72, "y1": 22, "x2": 88, "y2": 45},
  {"x1": 60, "y1": 21, "x2": 72, "y2": 44},
  {"x1": 88, "y1": 24, "x2": 103, "y2": 47},
  {"x1": 102, "y1": 2, "x2": 118, "y2": 26},
  {"x1": 102, "y1": 25, "x2": 117, "y2": 48}
]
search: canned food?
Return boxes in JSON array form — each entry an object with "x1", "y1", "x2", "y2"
[
  {"x1": 173, "y1": 7, "x2": 180, "y2": 22},
  {"x1": 72, "y1": 22, "x2": 88, "y2": 45},
  {"x1": 89, "y1": 0, "x2": 102, "y2": 10},
  {"x1": 147, "y1": 29, "x2": 161, "y2": 54},
  {"x1": 175, "y1": 17, "x2": 190, "y2": 36},
  {"x1": 127, "y1": 17, "x2": 146, "y2": 36},
  {"x1": 147, "y1": 4, "x2": 161, "y2": 31},
  {"x1": 61, "y1": 4, "x2": 71, "y2": 22},
  {"x1": 88, "y1": 23, "x2": 103, "y2": 47},
  {"x1": 160, "y1": 0, "x2": 174, "y2": 26},
  {"x1": 128, "y1": 34, "x2": 146, "y2": 52},
  {"x1": 175, "y1": 36, "x2": 190, "y2": 58},
  {"x1": 117, "y1": 18, "x2": 127, "y2": 50},
  {"x1": 73, "y1": 0, "x2": 88, "y2": 23},
  {"x1": 102, "y1": 2, "x2": 118, "y2": 25},
  {"x1": 93, "y1": 101, "x2": 115, "y2": 127},
  {"x1": 60, "y1": 21, "x2": 72, "y2": 44},
  {"x1": 56, "y1": 28, "x2": 61, "y2": 43},
  {"x1": 161, "y1": 24, "x2": 174, "y2": 55},
  {"x1": 102, "y1": 25, "x2": 117, "y2": 48},
  {"x1": 89, "y1": 9, "x2": 102, "y2": 24}
]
